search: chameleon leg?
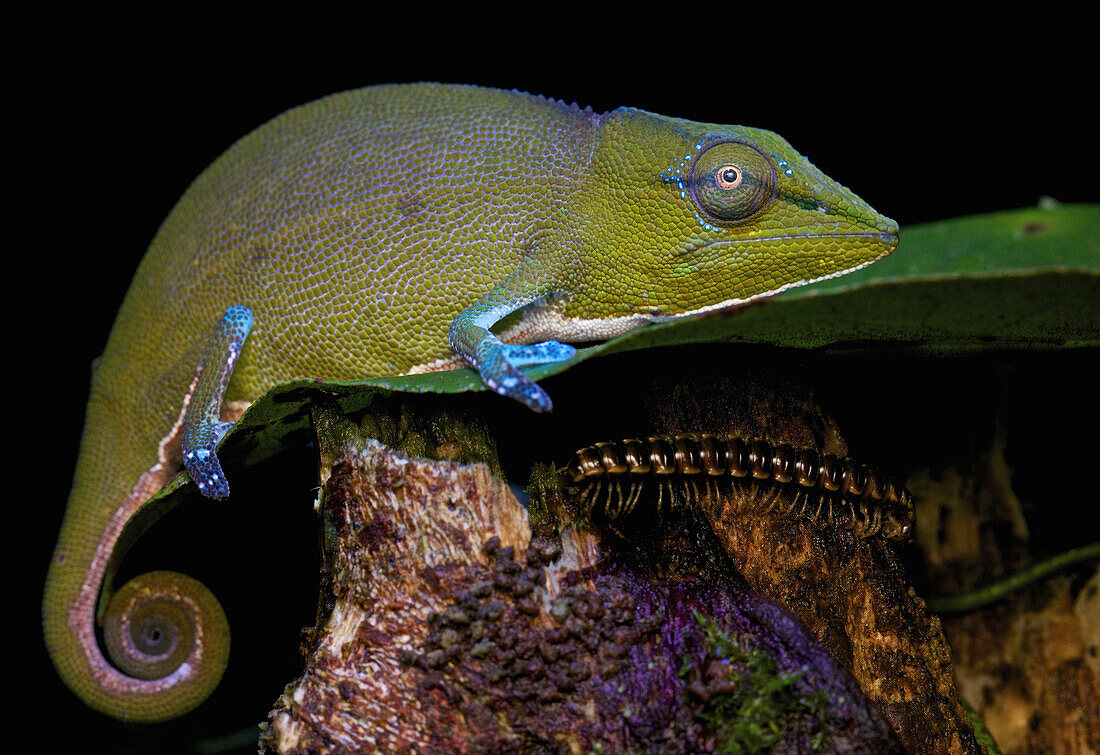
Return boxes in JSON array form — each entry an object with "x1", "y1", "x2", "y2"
[
  {"x1": 181, "y1": 305, "x2": 253, "y2": 499},
  {"x1": 448, "y1": 257, "x2": 576, "y2": 412},
  {"x1": 449, "y1": 303, "x2": 575, "y2": 412}
]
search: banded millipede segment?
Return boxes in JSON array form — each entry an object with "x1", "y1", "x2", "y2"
[{"x1": 564, "y1": 433, "x2": 914, "y2": 542}]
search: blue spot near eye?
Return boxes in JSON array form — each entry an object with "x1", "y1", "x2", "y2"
[{"x1": 784, "y1": 168, "x2": 793, "y2": 175}]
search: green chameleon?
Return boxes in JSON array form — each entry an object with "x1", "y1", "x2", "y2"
[{"x1": 43, "y1": 83, "x2": 899, "y2": 722}]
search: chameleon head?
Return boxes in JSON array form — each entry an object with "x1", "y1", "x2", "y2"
[{"x1": 563, "y1": 107, "x2": 900, "y2": 319}]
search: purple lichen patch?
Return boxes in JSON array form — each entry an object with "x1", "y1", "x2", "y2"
[{"x1": 402, "y1": 537, "x2": 898, "y2": 753}]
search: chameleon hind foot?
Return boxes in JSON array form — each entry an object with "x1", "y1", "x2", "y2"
[{"x1": 181, "y1": 305, "x2": 253, "y2": 499}]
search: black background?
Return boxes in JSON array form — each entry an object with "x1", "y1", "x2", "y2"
[{"x1": 22, "y1": 17, "x2": 1094, "y2": 754}]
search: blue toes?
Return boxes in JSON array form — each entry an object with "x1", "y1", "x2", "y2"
[
  {"x1": 500, "y1": 374, "x2": 554, "y2": 412},
  {"x1": 183, "y1": 440, "x2": 231, "y2": 499},
  {"x1": 473, "y1": 339, "x2": 573, "y2": 412},
  {"x1": 501, "y1": 340, "x2": 576, "y2": 368}
]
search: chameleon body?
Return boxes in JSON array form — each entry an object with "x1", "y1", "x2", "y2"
[{"x1": 43, "y1": 83, "x2": 899, "y2": 721}]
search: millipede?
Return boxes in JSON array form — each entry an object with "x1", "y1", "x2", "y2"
[{"x1": 564, "y1": 433, "x2": 914, "y2": 542}]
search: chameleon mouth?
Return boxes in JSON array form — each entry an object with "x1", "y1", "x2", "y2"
[
  {"x1": 685, "y1": 231, "x2": 900, "y2": 256},
  {"x1": 648, "y1": 238, "x2": 900, "y2": 322}
]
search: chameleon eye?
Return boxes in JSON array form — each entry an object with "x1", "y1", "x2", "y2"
[
  {"x1": 690, "y1": 139, "x2": 777, "y2": 224},
  {"x1": 716, "y1": 165, "x2": 742, "y2": 189}
]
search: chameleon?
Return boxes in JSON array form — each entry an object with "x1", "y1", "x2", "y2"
[{"x1": 43, "y1": 82, "x2": 899, "y2": 722}]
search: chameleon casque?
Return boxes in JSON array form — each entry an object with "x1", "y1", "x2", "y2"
[{"x1": 43, "y1": 83, "x2": 899, "y2": 722}]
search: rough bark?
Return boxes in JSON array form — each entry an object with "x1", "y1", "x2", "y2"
[{"x1": 264, "y1": 439, "x2": 899, "y2": 753}]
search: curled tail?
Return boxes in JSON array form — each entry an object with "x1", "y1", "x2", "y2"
[
  {"x1": 44, "y1": 349, "x2": 236, "y2": 721},
  {"x1": 43, "y1": 454, "x2": 231, "y2": 722}
]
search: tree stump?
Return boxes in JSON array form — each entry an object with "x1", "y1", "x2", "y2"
[{"x1": 261, "y1": 375, "x2": 983, "y2": 753}]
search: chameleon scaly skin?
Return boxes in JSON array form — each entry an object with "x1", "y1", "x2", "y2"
[{"x1": 43, "y1": 83, "x2": 899, "y2": 721}]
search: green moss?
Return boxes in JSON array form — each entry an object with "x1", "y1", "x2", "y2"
[
  {"x1": 689, "y1": 611, "x2": 835, "y2": 753},
  {"x1": 961, "y1": 697, "x2": 1003, "y2": 755},
  {"x1": 524, "y1": 462, "x2": 564, "y2": 531},
  {"x1": 351, "y1": 394, "x2": 503, "y2": 476}
]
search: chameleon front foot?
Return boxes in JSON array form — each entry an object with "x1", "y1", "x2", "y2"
[
  {"x1": 500, "y1": 340, "x2": 576, "y2": 368},
  {"x1": 484, "y1": 340, "x2": 575, "y2": 411},
  {"x1": 470, "y1": 337, "x2": 576, "y2": 412},
  {"x1": 182, "y1": 305, "x2": 252, "y2": 499},
  {"x1": 449, "y1": 277, "x2": 576, "y2": 412}
]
